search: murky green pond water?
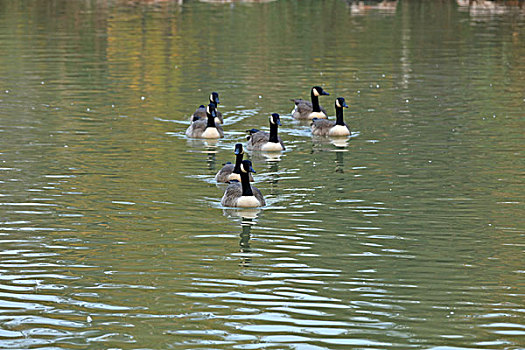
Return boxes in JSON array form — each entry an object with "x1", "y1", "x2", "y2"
[{"x1": 1, "y1": 0, "x2": 524, "y2": 348}]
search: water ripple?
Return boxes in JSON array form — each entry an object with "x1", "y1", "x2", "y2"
[{"x1": 0, "y1": 0, "x2": 523, "y2": 348}]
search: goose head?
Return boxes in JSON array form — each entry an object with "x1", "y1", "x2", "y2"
[
  {"x1": 209, "y1": 92, "x2": 220, "y2": 106},
  {"x1": 234, "y1": 143, "x2": 244, "y2": 155},
  {"x1": 269, "y1": 113, "x2": 282, "y2": 126},
  {"x1": 240, "y1": 160, "x2": 256, "y2": 174},
  {"x1": 312, "y1": 86, "x2": 329, "y2": 97},
  {"x1": 335, "y1": 97, "x2": 348, "y2": 109}
]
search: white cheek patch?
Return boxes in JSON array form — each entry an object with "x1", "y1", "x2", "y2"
[
  {"x1": 313, "y1": 88, "x2": 320, "y2": 97},
  {"x1": 336, "y1": 100, "x2": 341, "y2": 108}
]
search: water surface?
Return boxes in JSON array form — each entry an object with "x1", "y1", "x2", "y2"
[{"x1": 0, "y1": 0, "x2": 524, "y2": 349}]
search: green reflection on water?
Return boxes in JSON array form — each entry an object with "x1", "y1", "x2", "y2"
[{"x1": 0, "y1": 0, "x2": 523, "y2": 349}]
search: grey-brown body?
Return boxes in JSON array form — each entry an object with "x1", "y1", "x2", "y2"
[
  {"x1": 246, "y1": 130, "x2": 285, "y2": 151},
  {"x1": 191, "y1": 92, "x2": 223, "y2": 124},
  {"x1": 291, "y1": 87, "x2": 330, "y2": 120},
  {"x1": 185, "y1": 104, "x2": 224, "y2": 139},
  {"x1": 215, "y1": 163, "x2": 254, "y2": 183},
  {"x1": 191, "y1": 106, "x2": 223, "y2": 124},
  {"x1": 311, "y1": 121, "x2": 350, "y2": 136},
  {"x1": 246, "y1": 113, "x2": 285, "y2": 152},
  {"x1": 221, "y1": 182, "x2": 266, "y2": 207},
  {"x1": 185, "y1": 119, "x2": 224, "y2": 138},
  {"x1": 311, "y1": 119, "x2": 337, "y2": 136},
  {"x1": 220, "y1": 160, "x2": 266, "y2": 208},
  {"x1": 311, "y1": 97, "x2": 351, "y2": 137},
  {"x1": 291, "y1": 99, "x2": 328, "y2": 120}
]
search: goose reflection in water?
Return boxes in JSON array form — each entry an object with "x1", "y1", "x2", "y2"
[
  {"x1": 239, "y1": 219, "x2": 255, "y2": 268},
  {"x1": 248, "y1": 146, "x2": 285, "y2": 164},
  {"x1": 309, "y1": 136, "x2": 350, "y2": 174},
  {"x1": 311, "y1": 135, "x2": 351, "y2": 151},
  {"x1": 223, "y1": 208, "x2": 261, "y2": 220},
  {"x1": 335, "y1": 151, "x2": 345, "y2": 174},
  {"x1": 330, "y1": 136, "x2": 350, "y2": 148},
  {"x1": 186, "y1": 138, "x2": 220, "y2": 150},
  {"x1": 206, "y1": 150, "x2": 217, "y2": 171},
  {"x1": 266, "y1": 160, "x2": 280, "y2": 187},
  {"x1": 200, "y1": 0, "x2": 276, "y2": 3},
  {"x1": 457, "y1": 0, "x2": 524, "y2": 17},
  {"x1": 246, "y1": 150, "x2": 283, "y2": 163},
  {"x1": 186, "y1": 139, "x2": 219, "y2": 170},
  {"x1": 344, "y1": 0, "x2": 398, "y2": 14},
  {"x1": 223, "y1": 209, "x2": 260, "y2": 268}
]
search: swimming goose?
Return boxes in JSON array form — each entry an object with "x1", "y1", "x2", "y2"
[
  {"x1": 215, "y1": 143, "x2": 254, "y2": 183},
  {"x1": 246, "y1": 113, "x2": 286, "y2": 151},
  {"x1": 221, "y1": 160, "x2": 266, "y2": 208},
  {"x1": 185, "y1": 104, "x2": 224, "y2": 138},
  {"x1": 311, "y1": 97, "x2": 351, "y2": 137},
  {"x1": 190, "y1": 92, "x2": 223, "y2": 124},
  {"x1": 291, "y1": 86, "x2": 330, "y2": 120}
]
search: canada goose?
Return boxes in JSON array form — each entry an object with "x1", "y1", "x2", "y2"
[
  {"x1": 246, "y1": 113, "x2": 286, "y2": 151},
  {"x1": 311, "y1": 97, "x2": 351, "y2": 137},
  {"x1": 215, "y1": 143, "x2": 254, "y2": 183},
  {"x1": 221, "y1": 160, "x2": 266, "y2": 208},
  {"x1": 291, "y1": 86, "x2": 330, "y2": 120},
  {"x1": 190, "y1": 92, "x2": 223, "y2": 124},
  {"x1": 185, "y1": 104, "x2": 224, "y2": 139}
]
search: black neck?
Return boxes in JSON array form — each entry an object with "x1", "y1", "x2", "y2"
[
  {"x1": 269, "y1": 123, "x2": 279, "y2": 143},
  {"x1": 240, "y1": 171, "x2": 253, "y2": 196},
  {"x1": 311, "y1": 92, "x2": 321, "y2": 112},
  {"x1": 233, "y1": 153, "x2": 243, "y2": 173},
  {"x1": 335, "y1": 106, "x2": 345, "y2": 126},
  {"x1": 206, "y1": 114, "x2": 216, "y2": 128}
]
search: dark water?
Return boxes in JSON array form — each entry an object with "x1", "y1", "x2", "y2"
[{"x1": 0, "y1": 0, "x2": 524, "y2": 348}]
